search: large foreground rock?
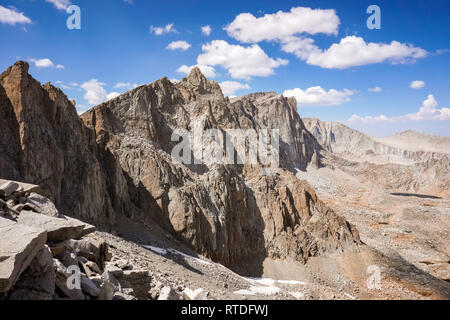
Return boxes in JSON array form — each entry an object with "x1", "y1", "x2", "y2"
[
  {"x1": 0, "y1": 217, "x2": 47, "y2": 292},
  {"x1": 18, "y1": 210, "x2": 95, "y2": 242},
  {"x1": 7, "y1": 245, "x2": 55, "y2": 300},
  {"x1": 0, "y1": 179, "x2": 39, "y2": 195}
]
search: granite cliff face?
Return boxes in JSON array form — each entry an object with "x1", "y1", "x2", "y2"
[
  {"x1": 0, "y1": 61, "x2": 126, "y2": 229},
  {"x1": 0, "y1": 62, "x2": 360, "y2": 275}
]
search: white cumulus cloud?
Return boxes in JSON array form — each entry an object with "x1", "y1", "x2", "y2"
[
  {"x1": 219, "y1": 81, "x2": 251, "y2": 96},
  {"x1": 0, "y1": 5, "x2": 31, "y2": 25},
  {"x1": 282, "y1": 36, "x2": 428, "y2": 69},
  {"x1": 81, "y1": 79, "x2": 120, "y2": 105},
  {"x1": 29, "y1": 58, "x2": 64, "y2": 69},
  {"x1": 29, "y1": 58, "x2": 54, "y2": 68},
  {"x1": 410, "y1": 80, "x2": 425, "y2": 89},
  {"x1": 149, "y1": 23, "x2": 177, "y2": 35},
  {"x1": 107, "y1": 92, "x2": 120, "y2": 100},
  {"x1": 45, "y1": 0, "x2": 71, "y2": 11},
  {"x1": 225, "y1": 7, "x2": 339, "y2": 43},
  {"x1": 347, "y1": 94, "x2": 450, "y2": 123},
  {"x1": 197, "y1": 40, "x2": 288, "y2": 80},
  {"x1": 202, "y1": 25, "x2": 212, "y2": 36},
  {"x1": 224, "y1": 7, "x2": 428, "y2": 70},
  {"x1": 114, "y1": 82, "x2": 138, "y2": 89},
  {"x1": 283, "y1": 86, "x2": 354, "y2": 107},
  {"x1": 166, "y1": 40, "x2": 191, "y2": 51},
  {"x1": 176, "y1": 64, "x2": 216, "y2": 78}
]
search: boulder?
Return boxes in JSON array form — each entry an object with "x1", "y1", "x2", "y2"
[
  {"x1": 64, "y1": 236, "x2": 109, "y2": 269},
  {"x1": 0, "y1": 179, "x2": 39, "y2": 195},
  {"x1": 85, "y1": 261, "x2": 101, "y2": 274},
  {"x1": 182, "y1": 287, "x2": 207, "y2": 300},
  {"x1": 121, "y1": 288, "x2": 135, "y2": 296},
  {"x1": 104, "y1": 262, "x2": 124, "y2": 278},
  {"x1": 0, "y1": 199, "x2": 20, "y2": 217},
  {"x1": 7, "y1": 246, "x2": 55, "y2": 300},
  {"x1": 90, "y1": 276, "x2": 116, "y2": 300},
  {"x1": 148, "y1": 281, "x2": 164, "y2": 300},
  {"x1": 18, "y1": 210, "x2": 95, "y2": 242},
  {"x1": 115, "y1": 270, "x2": 152, "y2": 300},
  {"x1": 101, "y1": 269, "x2": 121, "y2": 290},
  {"x1": 78, "y1": 258, "x2": 95, "y2": 278},
  {"x1": 54, "y1": 259, "x2": 85, "y2": 300},
  {"x1": 23, "y1": 193, "x2": 59, "y2": 217},
  {"x1": 0, "y1": 217, "x2": 47, "y2": 292},
  {"x1": 0, "y1": 181, "x2": 19, "y2": 197},
  {"x1": 158, "y1": 286, "x2": 180, "y2": 300},
  {"x1": 58, "y1": 251, "x2": 78, "y2": 269},
  {"x1": 113, "y1": 259, "x2": 133, "y2": 270},
  {"x1": 80, "y1": 274, "x2": 100, "y2": 297},
  {"x1": 113, "y1": 291, "x2": 137, "y2": 300},
  {"x1": 48, "y1": 242, "x2": 67, "y2": 257}
]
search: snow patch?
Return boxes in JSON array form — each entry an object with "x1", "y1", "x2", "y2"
[
  {"x1": 183, "y1": 287, "x2": 205, "y2": 300},
  {"x1": 234, "y1": 285, "x2": 280, "y2": 296},
  {"x1": 289, "y1": 291, "x2": 304, "y2": 299},
  {"x1": 142, "y1": 245, "x2": 211, "y2": 265},
  {"x1": 344, "y1": 292, "x2": 357, "y2": 300},
  {"x1": 243, "y1": 277, "x2": 307, "y2": 286},
  {"x1": 143, "y1": 245, "x2": 168, "y2": 255},
  {"x1": 235, "y1": 277, "x2": 307, "y2": 297}
]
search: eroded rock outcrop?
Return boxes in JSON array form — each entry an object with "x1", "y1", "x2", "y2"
[{"x1": 0, "y1": 62, "x2": 124, "y2": 229}]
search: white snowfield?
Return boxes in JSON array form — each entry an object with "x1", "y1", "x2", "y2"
[{"x1": 234, "y1": 277, "x2": 308, "y2": 296}]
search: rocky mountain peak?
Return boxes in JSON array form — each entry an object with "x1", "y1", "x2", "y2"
[
  {"x1": 2, "y1": 61, "x2": 29, "y2": 78},
  {"x1": 187, "y1": 66, "x2": 206, "y2": 83},
  {"x1": 1, "y1": 61, "x2": 360, "y2": 279},
  {"x1": 176, "y1": 67, "x2": 223, "y2": 101}
]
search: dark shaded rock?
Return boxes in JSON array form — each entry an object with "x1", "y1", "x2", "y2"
[{"x1": 0, "y1": 217, "x2": 47, "y2": 293}]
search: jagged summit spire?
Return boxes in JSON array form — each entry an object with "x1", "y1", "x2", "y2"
[
  {"x1": 187, "y1": 66, "x2": 207, "y2": 84},
  {"x1": 12, "y1": 61, "x2": 29, "y2": 72},
  {"x1": 177, "y1": 66, "x2": 223, "y2": 100},
  {"x1": 1, "y1": 61, "x2": 30, "y2": 79}
]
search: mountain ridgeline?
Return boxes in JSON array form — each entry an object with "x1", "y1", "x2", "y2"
[{"x1": 0, "y1": 61, "x2": 359, "y2": 275}]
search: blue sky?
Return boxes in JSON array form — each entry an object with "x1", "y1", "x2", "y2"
[{"x1": 1, "y1": 0, "x2": 449, "y2": 137}]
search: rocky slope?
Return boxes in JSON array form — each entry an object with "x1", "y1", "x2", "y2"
[
  {"x1": 2, "y1": 179, "x2": 448, "y2": 300},
  {"x1": 303, "y1": 118, "x2": 446, "y2": 165},
  {"x1": 297, "y1": 118, "x2": 449, "y2": 293},
  {"x1": 0, "y1": 62, "x2": 359, "y2": 278},
  {"x1": 375, "y1": 130, "x2": 450, "y2": 154}
]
